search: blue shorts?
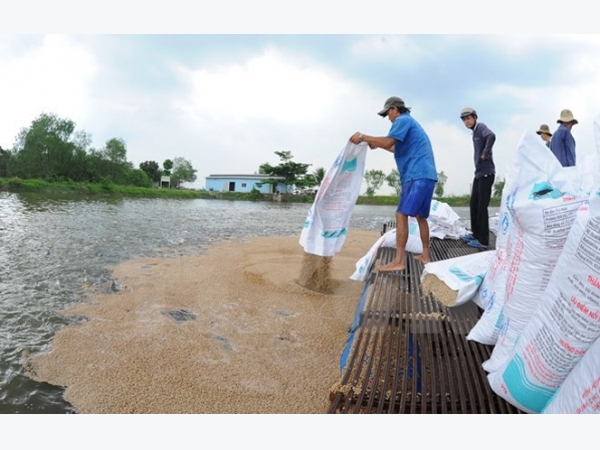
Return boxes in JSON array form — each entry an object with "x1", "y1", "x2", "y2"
[{"x1": 397, "y1": 179, "x2": 436, "y2": 218}]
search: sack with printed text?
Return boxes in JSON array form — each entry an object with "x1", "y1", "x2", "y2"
[{"x1": 299, "y1": 141, "x2": 368, "y2": 257}]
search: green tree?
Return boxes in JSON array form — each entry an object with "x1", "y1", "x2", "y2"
[
  {"x1": 385, "y1": 168, "x2": 401, "y2": 197},
  {"x1": 364, "y1": 169, "x2": 385, "y2": 196},
  {"x1": 163, "y1": 159, "x2": 173, "y2": 176},
  {"x1": 11, "y1": 112, "x2": 80, "y2": 180},
  {"x1": 435, "y1": 171, "x2": 447, "y2": 197},
  {"x1": 171, "y1": 157, "x2": 197, "y2": 188},
  {"x1": 123, "y1": 168, "x2": 152, "y2": 188},
  {"x1": 92, "y1": 138, "x2": 133, "y2": 184},
  {"x1": 139, "y1": 160, "x2": 162, "y2": 184},
  {"x1": 0, "y1": 146, "x2": 10, "y2": 178},
  {"x1": 259, "y1": 151, "x2": 314, "y2": 192},
  {"x1": 102, "y1": 138, "x2": 128, "y2": 164},
  {"x1": 493, "y1": 177, "x2": 505, "y2": 198},
  {"x1": 312, "y1": 167, "x2": 326, "y2": 186}
]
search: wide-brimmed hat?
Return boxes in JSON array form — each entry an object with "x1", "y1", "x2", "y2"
[
  {"x1": 536, "y1": 124, "x2": 552, "y2": 136},
  {"x1": 378, "y1": 96, "x2": 409, "y2": 117},
  {"x1": 557, "y1": 109, "x2": 578, "y2": 124}
]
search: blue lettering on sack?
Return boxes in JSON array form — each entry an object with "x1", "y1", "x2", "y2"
[
  {"x1": 486, "y1": 292, "x2": 495, "y2": 312},
  {"x1": 495, "y1": 308, "x2": 505, "y2": 328},
  {"x1": 498, "y1": 317, "x2": 509, "y2": 337},
  {"x1": 321, "y1": 228, "x2": 347, "y2": 239},
  {"x1": 501, "y1": 212, "x2": 510, "y2": 235},
  {"x1": 333, "y1": 155, "x2": 343, "y2": 168},
  {"x1": 506, "y1": 190, "x2": 516, "y2": 216}
]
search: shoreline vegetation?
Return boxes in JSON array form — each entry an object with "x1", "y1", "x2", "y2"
[{"x1": 0, "y1": 177, "x2": 501, "y2": 207}]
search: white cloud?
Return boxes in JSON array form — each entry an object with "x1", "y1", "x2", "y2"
[
  {"x1": 0, "y1": 35, "x2": 97, "y2": 148},
  {"x1": 167, "y1": 46, "x2": 394, "y2": 191},
  {"x1": 175, "y1": 47, "x2": 354, "y2": 125}
]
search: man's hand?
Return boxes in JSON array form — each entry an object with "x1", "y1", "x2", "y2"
[{"x1": 350, "y1": 132, "x2": 363, "y2": 144}]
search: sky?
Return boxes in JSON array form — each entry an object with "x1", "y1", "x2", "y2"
[{"x1": 2, "y1": 13, "x2": 600, "y2": 196}]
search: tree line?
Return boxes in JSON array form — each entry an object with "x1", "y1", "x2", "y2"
[
  {"x1": 363, "y1": 168, "x2": 505, "y2": 198},
  {"x1": 259, "y1": 151, "x2": 505, "y2": 198},
  {"x1": 0, "y1": 112, "x2": 197, "y2": 188}
]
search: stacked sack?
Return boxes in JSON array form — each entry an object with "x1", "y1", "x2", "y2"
[
  {"x1": 488, "y1": 186, "x2": 600, "y2": 413},
  {"x1": 470, "y1": 120, "x2": 600, "y2": 413},
  {"x1": 468, "y1": 132, "x2": 588, "y2": 362},
  {"x1": 350, "y1": 199, "x2": 469, "y2": 282}
]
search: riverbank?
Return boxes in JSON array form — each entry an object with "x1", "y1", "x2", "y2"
[{"x1": 0, "y1": 177, "x2": 501, "y2": 207}]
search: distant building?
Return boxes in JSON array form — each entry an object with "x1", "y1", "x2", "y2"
[
  {"x1": 160, "y1": 176, "x2": 171, "y2": 188},
  {"x1": 205, "y1": 174, "x2": 290, "y2": 194}
]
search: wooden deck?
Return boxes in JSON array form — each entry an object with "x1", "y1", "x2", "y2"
[{"x1": 328, "y1": 232, "x2": 523, "y2": 413}]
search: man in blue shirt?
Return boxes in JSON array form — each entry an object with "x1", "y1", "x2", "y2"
[
  {"x1": 550, "y1": 109, "x2": 577, "y2": 167},
  {"x1": 350, "y1": 96, "x2": 438, "y2": 271},
  {"x1": 460, "y1": 107, "x2": 495, "y2": 249}
]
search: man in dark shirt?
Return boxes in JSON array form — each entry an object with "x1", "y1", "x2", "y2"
[
  {"x1": 460, "y1": 107, "x2": 495, "y2": 249},
  {"x1": 550, "y1": 109, "x2": 577, "y2": 167}
]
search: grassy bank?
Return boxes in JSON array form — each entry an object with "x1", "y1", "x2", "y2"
[{"x1": 0, "y1": 177, "x2": 500, "y2": 207}]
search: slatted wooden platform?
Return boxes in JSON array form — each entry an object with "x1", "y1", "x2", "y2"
[{"x1": 328, "y1": 232, "x2": 523, "y2": 414}]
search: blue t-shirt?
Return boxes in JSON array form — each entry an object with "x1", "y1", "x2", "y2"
[{"x1": 387, "y1": 112, "x2": 437, "y2": 183}]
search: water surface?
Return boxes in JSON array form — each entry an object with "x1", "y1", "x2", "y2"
[{"x1": 0, "y1": 192, "x2": 484, "y2": 413}]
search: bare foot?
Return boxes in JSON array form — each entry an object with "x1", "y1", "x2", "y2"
[
  {"x1": 414, "y1": 255, "x2": 430, "y2": 265},
  {"x1": 378, "y1": 261, "x2": 406, "y2": 272}
]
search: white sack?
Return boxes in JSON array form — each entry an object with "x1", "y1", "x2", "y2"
[
  {"x1": 349, "y1": 222, "x2": 423, "y2": 282},
  {"x1": 542, "y1": 336, "x2": 600, "y2": 414},
  {"x1": 482, "y1": 132, "x2": 588, "y2": 373},
  {"x1": 421, "y1": 250, "x2": 496, "y2": 307},
  {"x1": 349, "y1": 201, "x2": 465, "y2": 282},
  {"x1": 461, "y1": 132, "x2": 583, "y2": 365},
  {"x1": 299, "y1": 141, "x2": 368, "y2": 257},
  {"x1": 349, "y1": 228, "x2": 396, "y2": 282},
  {"x1": 487, "y1": 194, "x2": 600, "y2": 413},
  {"x1": 467, "y1": 166, "x2": 519, "y2": 339},
  {"x1": 428, "y1": 199, "x2": 469, "y2": 239}
]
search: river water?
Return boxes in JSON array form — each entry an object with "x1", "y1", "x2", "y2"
[{"x1": 0, "y1": 191, "x2": 483, "y2": 414}]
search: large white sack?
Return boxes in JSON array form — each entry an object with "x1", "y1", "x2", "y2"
[
  {"x1": 429, "y1": 199, "x2": 470, "y2": 239},
  {"x1": 487, "y1": 193, "x2": 600, "y2": 414},
  {"x1": 467, "y1": 166, "x2": 518, "y2": 343},
  {"x1": 299, "y1": 141, "x2": 368, "y2": 257},
  {"x1": 542, "y1": 336, "x2": 600, "y2": 414},
  {"x1": 483, "y1": 182, "x2": 588, "y2": 372},
  {"x1": 349, "y1": 228, "x2": 396, "y2": 281},
  {"x1": 349, "y1": 221, "x2": 423, "y2": 282},
  {"x1": 421, "y1": 250, "x2": 496, "y2": 307},
  {"x1": 349, "y1": 200, "x2": 467, "y2": 282},
  {"x1": 469, "y1": 121, "x2": 600, "y2": 348},
  {"x1": 478, "y1": 132, "x2": 588, "y2": 373}
]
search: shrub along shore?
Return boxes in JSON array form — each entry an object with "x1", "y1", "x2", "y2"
[{"x1": 0, "y1": 177, "x2": 500, "y2": 207}]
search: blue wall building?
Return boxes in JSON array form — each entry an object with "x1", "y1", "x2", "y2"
[{"x1": 205, "y1": 174, "x2": 290, "y2": 194}]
